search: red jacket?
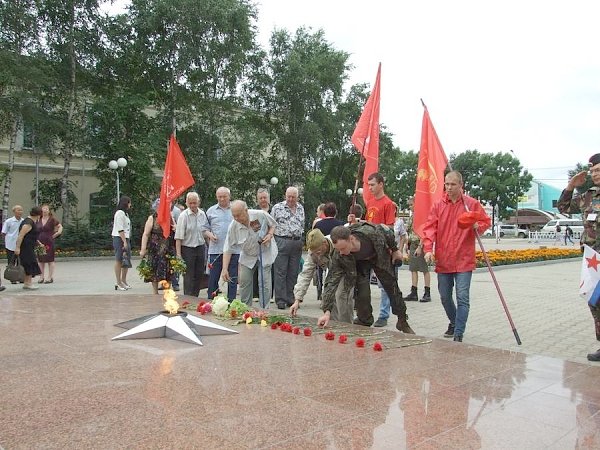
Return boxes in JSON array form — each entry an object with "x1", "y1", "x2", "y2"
[{"x1": 422, "y1": 193, "x2": 490, "y2": 273}]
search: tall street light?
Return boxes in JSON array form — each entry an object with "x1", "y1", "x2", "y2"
[
  {"x1": 510, "y1": 150, "x2": 519, "y2": 228},
  {"x1": 259, "y1": 176, "x2": 279, "y2": 191},
  {"x1": 108, "y1": 157, "x2": 127, "y2": 204}
]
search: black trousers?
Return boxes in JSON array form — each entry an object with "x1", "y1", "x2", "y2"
[{"x1": 181, "y1": 245, "x2": 205, "y2": 297}]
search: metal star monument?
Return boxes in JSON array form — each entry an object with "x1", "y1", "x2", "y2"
[{"x1": 112, "y1": 311, "x2": 237, "y2": 346}]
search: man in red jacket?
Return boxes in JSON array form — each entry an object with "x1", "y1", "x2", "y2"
[{"x1": 422, "y1": 171, "x2": 490, "y2": 342}]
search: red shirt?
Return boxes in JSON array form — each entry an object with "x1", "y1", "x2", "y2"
[
  {"x1": 422, "y1": 193, "x2": 491, "y2": 273},
  {"x1": 366, "y1": 195, "x2": 396, "y2": 226}
]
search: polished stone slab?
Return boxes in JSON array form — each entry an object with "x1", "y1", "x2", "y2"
[{"x1": 1, "y1": 294, "x2": 599, "y2": 449}]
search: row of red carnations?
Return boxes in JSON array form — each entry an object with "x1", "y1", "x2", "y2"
[{"x1": 270, "y1": 322, "x2": 383, "y2": 351}]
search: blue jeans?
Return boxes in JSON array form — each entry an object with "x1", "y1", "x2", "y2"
[
  {"x1": 437, "y1": 272, "x2": 472, "y2": 337},
  {"x1": 377, "y1": 266, "x2": 399, "y2": 321},
  {"x1": 208, "y1": 253, "x2": 239, "y2": 300}
]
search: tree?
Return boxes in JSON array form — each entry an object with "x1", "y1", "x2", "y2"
[
  {"x1": 262, "y1": 28, "x2": 350, "y2": 186},
  {"x1": 450, "y1": 150, "x2": 533, "y2": 222},
  {"x1": 37, "y1": 0, "x2": 103, "y2": 226}
]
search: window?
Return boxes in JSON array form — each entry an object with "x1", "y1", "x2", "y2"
[{"x1": 22, "y1": 121, "x2": 34, "y2": 150}]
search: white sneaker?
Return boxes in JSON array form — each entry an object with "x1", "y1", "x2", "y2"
[{"x1": 23, "y1": 285, "x2": 39, "y2": 290}]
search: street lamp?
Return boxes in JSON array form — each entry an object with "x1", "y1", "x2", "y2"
[
  {"x1": 108, "y1": 157, "x2": 127, "y2": 204},
  {"x1": 346, "y1": 188, "x2": 364, "y2": 196},
  {"x1": 259, "y1": 177, "x2": 278, "y2": 190},
  {"x1": 510, "y1": 150, "x2": 519, "y2": 228}
]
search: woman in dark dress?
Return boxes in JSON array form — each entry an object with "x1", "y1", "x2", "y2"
[
  {"x1": 36, "y1": 204, "x2": 63, "y2": 283},
  {"x1": 140, "y1": 208, "x2": 175, "y2": 294},
  {"x1": 15, "y1": 206, "x2": 43, "y2": 290}
]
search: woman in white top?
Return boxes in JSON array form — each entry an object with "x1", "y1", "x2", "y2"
[{"x1": 111, "y1": 196, "x2": 132, "y2": 291}]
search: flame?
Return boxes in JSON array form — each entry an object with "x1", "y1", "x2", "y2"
[{"x1": 161, "y1": 280, "x2": 180, "y2": 314}]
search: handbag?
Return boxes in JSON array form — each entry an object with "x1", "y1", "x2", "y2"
[
  {"x1": 121, "y1": 247, "x2": 132, "y2": 269},
  {"x1": 4, "y1": 257, "x2": 25, "y2": 283}
]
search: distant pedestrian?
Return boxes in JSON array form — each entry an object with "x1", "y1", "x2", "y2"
[
  {"x1": 111, "y1": 196, "x2": 132, "y2": 291},
  {"x1": 555, "y1": 224, "x2": 562, "y2": 245},
  {"x1": 36, "y1": 204, "x2": 63, "y2": 284},
  {"x1": 15, "y1": 206, "x2": 43, "y2": 290},
  {"x1": 564, "y1": 225, "x2": 574, "y2": 245},
  {"x1": 2, "y1": 205, "x2": 24, "y2": 272}
]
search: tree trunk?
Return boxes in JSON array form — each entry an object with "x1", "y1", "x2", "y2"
[
  {"x1": 60, "y1": 8, "x2": 77, "y2": 226},
  {"x1": 2, "y1": 116, "x2": 20, "y2": 223}
]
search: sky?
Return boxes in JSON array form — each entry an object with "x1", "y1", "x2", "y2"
[{"x1": 104, "y1": 0, "x2": 600, "y2": 188}]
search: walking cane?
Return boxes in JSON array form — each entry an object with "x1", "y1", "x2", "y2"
[
  {"x1": 258, "y1": 239, "x2": 267, "y2": 309},
  {"x1": 461, "y1": 201, "x2": 522, "y2": 345}
]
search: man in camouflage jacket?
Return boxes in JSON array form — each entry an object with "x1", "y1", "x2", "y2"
[
  {"x1": 317, "y1": 222, "x2": 415, "y2": 334},
  {"x1": 289, "y1": 229, "x2": 355, "y2": 323},
  {"x1": 557, "y1": 152, "x2": 600, "y2": 361}
]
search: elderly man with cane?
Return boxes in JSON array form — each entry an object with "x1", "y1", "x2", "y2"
[{"x1": 221, "y1": 200, "x2": 277, "y2": 308}]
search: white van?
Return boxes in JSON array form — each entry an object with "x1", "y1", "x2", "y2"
[{"x1": 541, "y1": 219, "x2": 584, "y2": 234}]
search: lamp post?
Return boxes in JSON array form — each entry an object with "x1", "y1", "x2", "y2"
[
  {"x1": 108, "y1": 157, "x2": 127, "y2": 204},
  {"x1": 259, "y1": 176, "x2": 279, "y2": 191},
  {"x1": 346, "y1": 188, "x2": 363, "y2": 196},
  {"x1": 510, "y1": 150, "x2": 519, "y2": 228}
]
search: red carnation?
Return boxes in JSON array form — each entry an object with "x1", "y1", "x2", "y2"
[
  {"x1": 303, "y1": 327, "x2": 312, "y2": 336},
  {"x1": 198, "y1": 301, "x2": 207, "y2": 307},
  {"x1": 230, "y1": 309, "x2": 238, "y2": 318},
  {"x1": 286, "y1": 324, "x2": 293, "y2": 333},
  {"x1": 373, "y1": 342, "x2": 383, "y2": 352},
  {"x1": 355, "y1": 338, "x2": 365, "y2": 348},
  {"x1": 181, "y1": 301, "x2": 190, "y2": 307},
  {"x1": 338, "y1": 334, "x2": 348, "y2": 344},
  {"x1": 203, "y1": 304, "x2": 212, "y2": 313},
  {"x1": 196, "y1": 303, "x2": 203, "y2": 312},
  {"x1": 243, "y1": 312, "x2": 252, "y2": 320},
  {"x1": 271, "y1": 323, "x2": 278, "y2": 330},
  {"x1": 208, "y1": 263, "x2": 213, "y2": 269},
  {"x1": 292, "y1": 327, "x2": 300, "y2": 335},
  {"x1": 325, "y1": 331, "x2": 335, "y2": 341}
]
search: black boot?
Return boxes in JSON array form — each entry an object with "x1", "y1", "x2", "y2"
[
  {"x1": 588, "y1": 349, "x2": 600, "y2": 361},
  {"x1": 404, "y1": 286, "x2": 418, "y2": 301},
  {"x1": 396, "y1": 318, "x2": 415, "y2": 334},
  {"x1": 595, "y1": 320, "x2": 600, "y2": 341},
  {"x1": 420, "y1": 286, "x2": 431, "y2": 302}
]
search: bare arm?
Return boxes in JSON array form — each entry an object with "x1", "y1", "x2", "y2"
[{"x1": 140, "y1": 216, "x2": 154, "y2": 258}]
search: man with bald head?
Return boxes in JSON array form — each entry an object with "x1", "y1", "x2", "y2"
[
  {"x1": 203, "y1": 186, "x2": 239, "y2": 300},
  {"x1": 271, "y1": 186, "x2": 305, "y2": 309},
  {"x1": 221, "y1": 200, "x2": 277, "y2": 307},
  {"x1": 2, "y1": 205, "x2": 24, "y2": 280},
  {"x1": 558, "y1": 153, "x2": 600, "y2": 361}
]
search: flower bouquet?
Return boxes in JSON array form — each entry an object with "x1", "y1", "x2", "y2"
[
  {"x1": 137, "y1": 257, "x2": 153, "y2": 280},
  {"x1": 34, "y1": 241, "x2": 47, "y2": 257},
  {"x1": 168, "y1": 255, "x2": 187, "y2": 275}
]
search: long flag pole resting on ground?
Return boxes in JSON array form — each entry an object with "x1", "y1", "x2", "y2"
[
  {"x1": 157, "y1": 134, "x2": 195, "y2": 238},
  {"x1": 416, "y1": 101, "x2": 521, "y2": 345},
  {"x1": 351, "y1": 63, "x2": 381, "y2": 208}
]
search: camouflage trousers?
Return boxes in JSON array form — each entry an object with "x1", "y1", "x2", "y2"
[{"x1": 591, "y1": 304, "x2": 600, "y2": 341}]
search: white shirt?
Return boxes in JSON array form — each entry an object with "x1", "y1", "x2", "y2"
[
  {"x1": 175, "y1": 208, "x2": 207, "y2": 248},
  {"x1": 2, "y1": 216, "x2": 24, "y2": 251},
  {"x1": 223, "y1": 210, "x2": 278, "y2": 269},
  {"x1": 111, "y1": 210, "x2": 131, "y2": 238}
]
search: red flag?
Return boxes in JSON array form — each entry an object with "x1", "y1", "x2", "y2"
[
  {"x1": 413, "y1": 104, "x2": 448, "y2": 238},
  {"x1": 351, "y1": 64, "x2": 381, "y2": 206},
  {"x1": 157, "y1": 134, "x2": 194, "y2": 237}
]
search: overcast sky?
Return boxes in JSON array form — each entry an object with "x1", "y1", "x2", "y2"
[
  {"x1": 256, "y1": 0, "x2": 600, "y2": 188},
  {"x1": 105, "y1": 0, "x2": 600, "y2": 188}
]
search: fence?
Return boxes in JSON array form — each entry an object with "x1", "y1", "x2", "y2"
[{"x1": 528, "y1": 231, "x2": 581, "y2": 243}]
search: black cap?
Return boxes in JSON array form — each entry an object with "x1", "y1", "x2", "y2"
[{"x1": 590, "y1": 154, "x2": 600, "y2": 166}]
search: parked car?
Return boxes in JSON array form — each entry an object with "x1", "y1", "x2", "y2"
[
  {"x1": 541, "y1": 219, "x2": 584, "y2": 234},
  {"x1": 492, "y1": 224, "x2": 529, "y2": 238}
]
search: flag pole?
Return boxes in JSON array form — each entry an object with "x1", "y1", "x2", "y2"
[{"x1": 453, "y1": 161, "x2": 522, "y2": 345}]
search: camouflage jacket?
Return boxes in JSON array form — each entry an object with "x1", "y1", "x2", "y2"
[
  {"x1": 557, "y1": 186, "x2": 600, "y2": 250},
  {"x1": 321, "y1": 222, "x2": 397, "y2": 313}
]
